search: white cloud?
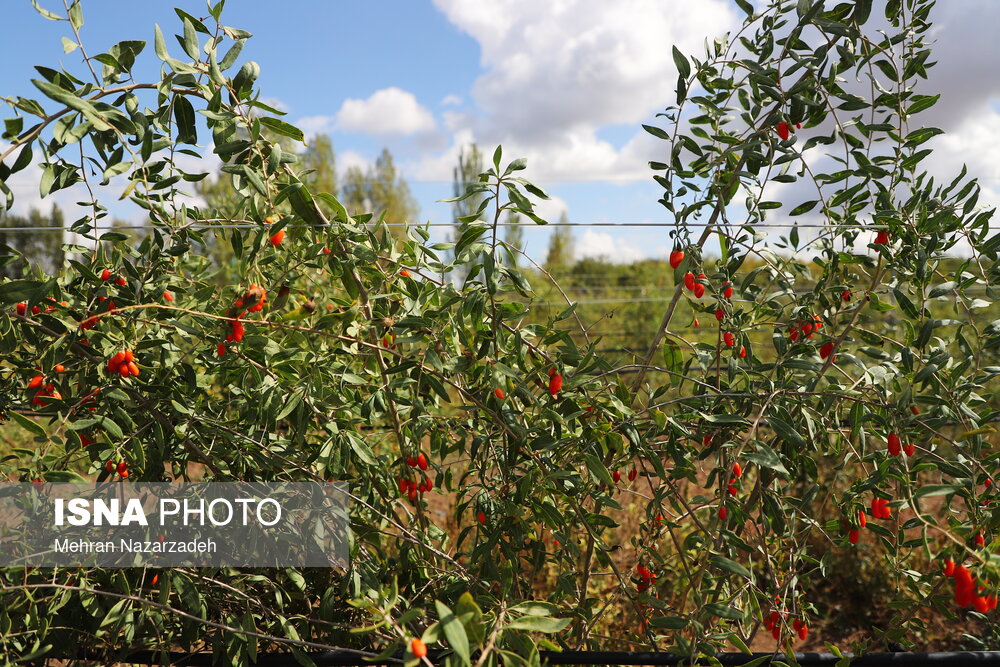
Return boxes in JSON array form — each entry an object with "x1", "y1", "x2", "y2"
[
  {"x1": 336, "y1": 87, "x2": 436, "y2": 136},
  {"x1": 441, "y1": 94, "x2": 463, "y2": 106},
  {"x1": 337, "y1": 149, "x2": 373, "y2": 177},
  {"x1": 575, "y1": 229, "x2": 646, "y2": 263}
]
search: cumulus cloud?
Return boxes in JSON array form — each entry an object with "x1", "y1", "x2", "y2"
[
  {"x1": 441, "y1": 94, "x2": 463, "y2": 106},
  {"x1": 335, "y1": 87, "x2": 436, "y2": 136},
  {"x1": 575, "y1": 229, "x2": 647, "y2": 263},
  {"x1": 425, "y1": 0, "x2": 739, "y2": 183}
]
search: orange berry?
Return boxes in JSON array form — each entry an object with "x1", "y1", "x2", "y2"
[
  {"x1": 265, "y1": 216, "x2": 274, "y2": 224},
  {"x1": 494, "y1": 388, "x2": 505, "y2": 399},
  {"x1": 400, "y1": 270, "x2": 410, "y2": 278},
  {"x1": 28, "y1": 374, "x2": 44, "y2": 389},
  {"x1": 269, "y1": 229, "x2": 285, "y2": 247},
  {"x1": 163, "y1": 290, "x2": 174, "y2": 302},
  {"x1": 410, "y1": 639, "x2": 427, "y2": 659},
  {"x1": 54, "y1": 364, "x2": 64, "y2": 372}
]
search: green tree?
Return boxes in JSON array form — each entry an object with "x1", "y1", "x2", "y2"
[
  {"x1": 0, "y1": 205, "x2": 64, "y2": 279},
  {"x1": 544, "y1": 211, "x2": 574, "y2": 274},
  {"x1": 341, "y1": 147, "x2": 418, "y2": 242}
]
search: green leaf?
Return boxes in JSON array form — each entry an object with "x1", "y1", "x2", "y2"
[
  {"x1": 31, "y1": 1, "x2": 62, "y2": 21},
  {"x1": 31, "y1": 79, "x2": 112, "y2": 131},
  {"x1": 908, "y1": 94, "x2": 940, "y2": 115},
  {"x1": 173, "y1": 94, "x2": 197, "y2": 144},
  {"x1": 767, "y1": 415, "x2": 807, "y2": 448},
  {"x1": 0, "y1": 279, "x2": 45, "y2": 303},
  {"x1": 181, "y1": 18, "x2": 200, "y2": 60},
  {"x1": 650, "y1": 616, "x2": 688, "y2": 629},
  {"x1": 710, "y1": 555, "x2": 752, "y2": 579},
  {"x1": 506, "y1": 615, "x2": 571, "y2": 633},
  {"x1": 259, "y1": 117, "x2": 304, "y2": 143},
  {"x1": 705, "y1": 603, "x2": 743, "y2": 620},
  {"x1": 435, "y1": 601, "x2": 470, "y2": 667},
  {"x1": 61, "y1": 37, "x2": 79, "y2": 54},
  {"x1": 67, "y1": 1, "x2": 83, "y2": 29},
  {"x1": 915, "y1": 484, "x2": 963, "y2": 498},
  {"x1": 743, "y1": 443, "x2": 789, "y2": 478},
  {"x1": 9, "y1": 411, "x2": 46, "y2": 438},
  {"x1": 671, "y1": 46, "x2": 691, "y2": 79}
]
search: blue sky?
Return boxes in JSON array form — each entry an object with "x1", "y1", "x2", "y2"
[{"x1": 2, "y1": 1, "x2": 1000, "y2": 264}]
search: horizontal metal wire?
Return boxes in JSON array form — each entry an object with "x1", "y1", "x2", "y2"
[
  {"x1": 74, "y1": 649, "x2": 1000, "y2": 666},
  {"x1": 0, "y1": 221, "x2": 892, "y2": 232}
]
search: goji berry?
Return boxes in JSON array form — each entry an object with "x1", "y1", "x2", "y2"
[{"x1": 669, "y1": 250, "x2": 684, "y2": 269}]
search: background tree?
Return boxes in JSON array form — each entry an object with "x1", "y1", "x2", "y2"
[
  {"x1": 544, "y1": 211, "x2": 574, "y2": 275},
  {"x1": 0, "y1": 205, "x2": 64, "y2": 279},
  {"x1": 341, "y1": 147, "x2": 418, "y2": 243}
]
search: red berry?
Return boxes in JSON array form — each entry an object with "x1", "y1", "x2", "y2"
[
  {"x1": 269, "y1": 229, "x2": 285, "y2": 246},
  {"x1": 216, "y1": 343, "x2": 226, "y2": 357},
  {"x1": 100, "y1": 269, "x2": 111, "y2": 281},
  {"x1": 407, "y1": 456, "x2": 416, "y2": 467},
  {"x1": 715, "y1": 308, "x2": 724, "y2": 322},
  {"x1": 669, "y1": 250, "x2": 684, "y2": 269},
  {"x1": 776, "y1": 121, "x2": 791, "y2": 141},
  {"x1": 28, "y1": 374, "x2": 44, "y2": 389},
  {"x1": 797, "y1": 623, "x2": 808, "y2": 641},
  {"x1": 548, "y1": 373, "x2": 563, "y2": 397},
  {"x1": 477, "y1": 511, "x2": 486, "y2": 524},
  {"x1": 943, "y1": 558, "x2": 955, "y2": 577},
  {"x1": 408, "y1": 487, "x2": 418, "y2": 502},
  {"x1": 723, "y1": 331, "x2": 735, "y2": 348},
  {"x1": 789, "y1": 327, "x2": 800, "y2": 342},
  {"x1": 887, "y1": 433, "x2": 901, "y2": 457},
  {"x1": 612, "y1": 471, "x2": 621, "y2": 483},
  {"x1": 115, "y1": 276, "x2": 127, "y2": 287},
  {"x1": 718, "y1": 505, "x2": 728, "y2": 520},
  {"x1": 738, "y1": 345, "x2": 747, "y2": 359},
  {"x1": 722, "y1": 283, "x2": 733, "y2": 299},
  {"x1": 54, "y1": 364, "x2": 64, "y2": 372},
  {"x1": 163, "y1": 290, "x2": 174, "y2": 302},
  {"x1": 411, "y1": 639, "x2": 427, "y2": 659},
  {"x1": 683, "y1": 272, "x2": 695, "y2": 291},
  {"x1": 819, "y1": 342, "x2": 835, "y2": 360},
  {"x1": 902, "y1": 443, "x2": 914, "y2": 457},
  {"x1": 693, "y1": 318, "x2": 700, "y2": 327},
  {"x1": 841, "y1": 289, "x2": 851, "y2": 303},
  {"x1": 858, "y1": 510, "x2": 867, "y2": 528},
  {"x1": 693, "y1": 273, "x2": 707, "y2": 298},
  {"x1": 494, "y1": 388, "x2": 505, "y2": 399},
  {"x1": 628, "y1": 469, "x2": 637, "y2": 482},
  {"x1": 416, "y1": 453, "x2": 428, "y2": 471},
  {"x1": 732, "y1": 463, "x2": 742, "y2": 478},
  {"x1": 116, "y1": 461, "x2": 128, "y2": 476},
  {"x1": 728, "y1": 484, "x2": 738, "y2": 496},
  {"x1": 848, "y1": 529, "x2": 860, "y2": 545},
  {"x1": 322, "y1": 247, "x2": 331, "y2": 254},
  {"x1": 16, "y1": 302, "x2": 27, "y2": 316},
  {"x1": 400, "y1": 270, "x2": 410, "y2": 278},
  {"x1": 975, "y1": 531, "x2": 985, "y2": 547}
]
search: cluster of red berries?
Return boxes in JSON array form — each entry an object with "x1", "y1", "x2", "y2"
[
  {"x1": 763, "y1": 610, "x2": 808, "y2": 641},
  {"x1": 843, "y1": 509, "x2": 867, "y2": 545},
  {"x1": 945, "y1": 560, "x2": 997, "y2": 611},
  {"x1": 105, "y1": 459, "x2": 129, "y2": 478},
  {"x1": 886, "y1": 432, "x2": 915, "y2": 457},
  {"x1": 28, "y1": 372, "x2": 62, "y2": 406},
  {"x1": 106, "y1": 350, "x2": 140, "y2": 378},
  {"x1": 727, "y1": 462, "x2": 742, "y2": 497},
  {"x1": 635, "y1": 564, "x2": 657, "y2": 592},
  {"x1": 548, "y1": 367, "x2": 562, "y2": 396},
  {"x1": 100, "y1": 268, "x2": 128, "y2": 287},
  {"x1": 15, "y1": 299, "x2": 63, "y2": 317},
  {"x1": 218, "y1": 285, "x2": 265, "y2": 357},
  {"x1": 683, "y1": 271, "x2": 707, "y2": 298},
  {"x1": 611, "y1": 469, "x2": 639, "y2": 484},
  {"x1": 871, "y1": 496, "x2": 892, "y2": 520},
  {"x1": 775, "y1": 121, "x2": 802, "y2": 141},
  {"x1": 398, "y1": 453, "x2": 433, "y2": 503},
  {"x1": 788, "y1": 314, "x2": 823, "y2": 342}
]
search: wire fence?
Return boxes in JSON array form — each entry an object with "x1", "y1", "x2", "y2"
[{"x1": 71, "y1": 649, "x2": 1000, "y2": 666}]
